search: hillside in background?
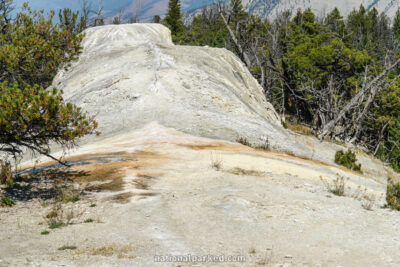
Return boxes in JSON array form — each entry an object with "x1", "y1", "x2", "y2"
[
  {"x1": 12, "y1": 0, "x2": 218, "y2": 22},
  {"x1": 241, "y1": 0, "x2": 400, "y2": 19},
  {"x1": 14, "y1": 0, "x2": 400, "y2": 22},
  {"x1": 185, "y1": 0, "x2": 400, "y2": 22}
]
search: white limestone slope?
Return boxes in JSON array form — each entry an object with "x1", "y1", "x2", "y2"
[{"x1": 53, "y1": 24, "x2": 308, "y2": 155}]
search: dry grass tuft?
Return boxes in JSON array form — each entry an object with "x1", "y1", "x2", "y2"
[
  {"x1": 361, "y1": 194, "x2": 376, "y2": 211},
  {"x1": 210, "y1": 152, "x2": 223, "y2": 171},
  {"x1": 78, "y1": 244, "x2": 136, "y2": 259},
  {"x1": 45, "y1": 202, "x2": 83, "y2": 228},
  {"x1": 320, "y1": 176, "x2": 346, "y2": 196},
  {"x1": 283, "y1": 121, "x2": 313, "y2": 136},
  {"x1": 227, "y1": 168, "x2": 265, "y2": 177},
  {"x1": 236, "y1": 137, "x2": 271, "y2": 151},
  {"x1": 321, "y1": 176, "x2": 376, "y2": 210}
]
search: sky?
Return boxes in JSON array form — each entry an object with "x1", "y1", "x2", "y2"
[
  {"x1": 12, "y1": 0, "x2": 133, "y2": 15},
  {"x1": 14, "y1": 0, "x2": 80, "y2": 12},
  {"x1": 11, "y1": 0, "x2": 222, "y2": 21}
]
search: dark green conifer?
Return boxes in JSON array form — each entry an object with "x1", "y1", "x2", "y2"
[
  {"x1": 152, "y1": 15, "x2": 161, "y2": 23},
  {"x1": 164, "y1": 0, "x2": 183, "y2": 36},
  {"x1": 393, "y1": 9, "x2": 400, "y2": 40}
]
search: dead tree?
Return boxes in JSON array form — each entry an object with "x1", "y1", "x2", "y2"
[
  {"x1": 319, "y1": 58, "x2": 400, "y2": 139},
  {"x1": 216, "y1": 1, "x2": 252, "y2": 68},
  {"x1": 80, "y1": 0, "x2": 92, "y2": 28},
  {"x1": 92, "y1": 0, "x2": 104, "y2": 26},
  {"x1": 131, "y1": 0, "x2": 141, "y2": 23}
]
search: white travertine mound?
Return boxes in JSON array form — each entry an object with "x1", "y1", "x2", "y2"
[{"x1": 53, "y1": 24, "x2": 306, "y2": 154}]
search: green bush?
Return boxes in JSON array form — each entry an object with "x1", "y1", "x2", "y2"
[
  {"x1": 58, "y1": 245, "x2": 77, "y2": 250},
  {"x1": 55, "y1": 186, "x2": 81, "y2": 203},
  {"x1": 334, "y1": 149, "x2": 362, "y2": 172},
  {"x1": 0, "y1": 3, "x2": 98, "y2": 166},
  {"x1": 49, "y1": 222, "x2": 64, "y2": 229},
  {"x1": 386, "y1": 178, "x2": 400, "y2": 210},
  {"x1": 1, "y1": 195, "x2": 15, "y2": 207}
]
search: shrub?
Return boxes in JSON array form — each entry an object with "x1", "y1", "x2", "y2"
[
  {"x1": 45, "y1": 202, "x2": 82, "y2": 227},
  {"x1": 55, "y1": 186, "x2": 81, "y2": 203},
  {"x1": 386, "y1": 178, "x2": 400, "y2": 210},
  {"x1": 321, "y1": 176, "x2": 346, "y2": 196},
  {"x1": 0, "y1": 3, "x2": 98, "y2": 166},
  {"x1": 41, "y1": 230, "x2": 50, "y2": 235},
  {"x1": 1, "y1": 195, "x2": 15, "y2": 207},
  {"x1": 237, "y1": 136, "x2": 271, "y2": 151},
  {"x1": 49, "y1": 223, "x2": 64, "y2": 229},
  {"x1": 210, "y1": 153, "x2": 223, "y2": 171},
  {"x1": 0, "y1": 4, "x2": 83, "y2": 88},
  {"x1": 58, "y1": 245, "x2": 77, "y2": 250},
  {"x1": 46, "y1": 203, "x2": 65, "y2": 228},
  {"x1": 284, "y1": 121, "x2": 313, "y2": 136},
  {"x1": 334, "y1": 149, "x2": 362, "y2": 172},
  {"x1": 361, "y1": 194, "x2": 375, "y2": 211}
]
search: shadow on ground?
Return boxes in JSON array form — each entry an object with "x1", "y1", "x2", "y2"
[{"x1": 3, "y1": 168, "x2": 90, "y2": 201}]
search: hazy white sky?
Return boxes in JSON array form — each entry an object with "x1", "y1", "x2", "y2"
[{"x1": 12, "y1": 0, "x2": 133, "y2": 13}]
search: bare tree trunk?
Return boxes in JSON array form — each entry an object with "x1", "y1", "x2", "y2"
[
  {"x1": 217, "y1": 2, "x2": 252, "y2": 68},
  {"x1": 251, "y1": 46, "x2": 265, "y2": 88},
  {"x1": 92, "y1": 0, "x2": 104, "y2": 26},
  {"x1": 373, "y1": 119, "x2": 391, "y2": 156},
  {"x1": 350, "y1": 83, "x2": 383, "y2": 143},
  {"x1": 80, "y1": 0, "x2": 92, "y2": 28},
  {"x1": 281, "y1": 80, "x2": 285, "y2": 121}
]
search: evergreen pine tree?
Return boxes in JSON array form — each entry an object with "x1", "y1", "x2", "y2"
[
  {"x1": 164, "y1": 0, "x2": 183, "y2": 36},
  {"x1": 230, "y1": 0, "x2": 246, "y2": 24},
  {"x1": 393, "y1": 9, "x2": 400, "y2": 40},
  {"x1": 0, "y1": 2, "x2": 98, "y2": 167},
  {"x1": 59, "y1": 8, "x2": 84, "y2": 33},
  {"x1": 152, "y1": 15, "x2": 161, "y2": 23},
  {"x1": 112, "y1": 16, "x2": 121, "y2": 24},
  {"x1": 324, "y1": 8, "x2": 347, "y2": 38}
]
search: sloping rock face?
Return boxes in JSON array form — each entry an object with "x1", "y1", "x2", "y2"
[{"x1": 53, "y1": 24, "x2": 307, "y2": 155}]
